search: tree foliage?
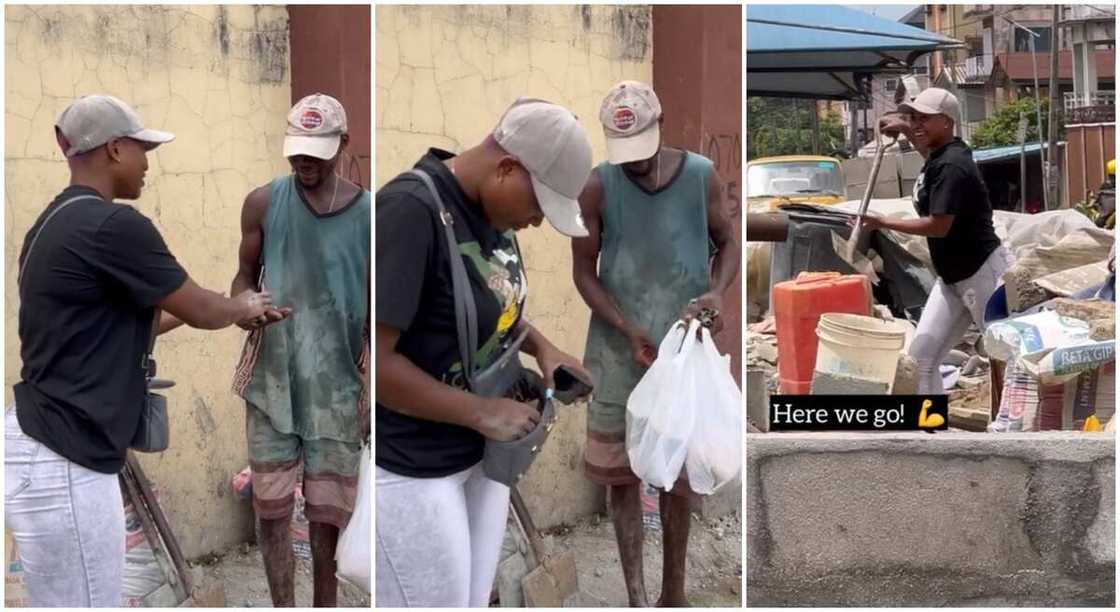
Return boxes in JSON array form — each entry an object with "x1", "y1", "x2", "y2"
[
  {"x1": 970, "y1": 96, "x2": 1062, "y2": 149},
  {"x1": 747, "y1": 97, "x2": 847, "y2": 159}
]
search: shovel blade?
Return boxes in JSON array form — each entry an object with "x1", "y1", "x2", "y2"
[{"x1": 522, "y1": 552, "x2": 579, "y2": 607}]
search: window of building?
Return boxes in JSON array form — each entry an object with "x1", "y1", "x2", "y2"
[{"x1": 1014, "y1": 26, "x2": 1052, "y2": 53}]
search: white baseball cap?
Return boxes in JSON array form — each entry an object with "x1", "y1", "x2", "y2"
[
  {"x1": 493, "y1": 98, "x2": 593, "y2": 238},
  {"x1": 899, "y1": 87, "x2": 961, "y2": 124},
  {"x1": 599, "y1": 81, "x2": 662, "y2": 164},
  {"x1": 283, "y1": 93, "x2": 347, "y2": 160},
  {"x1": 56, "y1": 95, "x2": 174, "y2": 158}
]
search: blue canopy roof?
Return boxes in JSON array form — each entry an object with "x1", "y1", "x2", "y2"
[
  {"x1": 747, "y1": 5, "x2": 962, "y2": 99},
  {"x1": 972, "y1": 142, "x2": 1063, "y2": 165}
]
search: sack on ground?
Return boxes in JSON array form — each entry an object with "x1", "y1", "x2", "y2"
[{"x1": 626, "y1": 320, "x2": 700, "y2": 489}]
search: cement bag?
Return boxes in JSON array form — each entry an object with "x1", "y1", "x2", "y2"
[
  {"x1": 983, "y1": 310, "x2": 1092, "y2": 362},
  {"x1": 627, "y1": 320, "x2": 699, "y2": 489},
  {"x1": 990, "y1": 360, "x2": 1114, "y2": 432},
  {"x1": 1019, "y1": 340, "x2": 1116, "y2": 385},
  {"x1": 335, "y1": 444, "x2": 370, "y2": 593},
  {"x1": 684, "y1": 327, "x2": 743, "y2": 495}
]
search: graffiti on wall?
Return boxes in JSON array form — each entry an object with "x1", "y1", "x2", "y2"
[{"x1": 705, "y1": 131, "x2": 742, "y2": 218}]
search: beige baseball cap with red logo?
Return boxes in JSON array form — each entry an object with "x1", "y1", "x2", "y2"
[
  {"x1": 599, "y1": 81, "x2": 662, "y2": 164},
  {"x1": 283, "y1": 93, "x2": 347, "y2": 160}
]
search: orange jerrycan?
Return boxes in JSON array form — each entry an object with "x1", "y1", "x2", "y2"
[{"x1": 772, "y1": 272, "x2": 872, "y2": 394}]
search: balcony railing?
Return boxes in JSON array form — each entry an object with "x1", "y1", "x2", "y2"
[
  {"x1": 945, "y1": 55, "x2": 993, "y2": 84},
  {"x1": 1064, "y1": 90, "x2": 1116, "y2": 111},
  {"x1": 1065, "y1": 91, "x2": 1116, "y2": 123}
]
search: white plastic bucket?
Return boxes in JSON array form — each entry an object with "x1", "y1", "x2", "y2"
[{"x1": 814, "y1": 313, "x2": 908, "y2": 393}]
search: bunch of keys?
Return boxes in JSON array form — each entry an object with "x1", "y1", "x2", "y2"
[
  {"x1": 696, "y1": 307, "x2": 719, "y2": 329},
  {"x1": 686, "y1": 298, "x2": 720, "y2": 329}
]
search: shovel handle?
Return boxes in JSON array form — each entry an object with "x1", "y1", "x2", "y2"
[
  {"x1": 510, "y1": 487, "x2": 546, "y2": 560},
  {"x1": 850, "y1": 130, "x2": 899, "y2": 251}
]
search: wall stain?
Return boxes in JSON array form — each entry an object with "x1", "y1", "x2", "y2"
[
  {"x1": 610, "y1": 6, "x2": 650, "y2": 62},
  {"x1": 216, "y1": 5, "x2": 230, "y2": 57}
]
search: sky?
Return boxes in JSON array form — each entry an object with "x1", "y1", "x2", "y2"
[{"x1": 849, "y1": 4, "x2": 921, "y2": 22}]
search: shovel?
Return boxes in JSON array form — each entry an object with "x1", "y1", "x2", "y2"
[
  {"x1": 510, "y1": 487, "x2": 580, "y2": 607},
  {"x1": 844, "y1": 124, "x2": 898, "y2": 267}
]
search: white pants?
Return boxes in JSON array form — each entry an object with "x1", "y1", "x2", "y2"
[
  {"x1": 5, "y1": 405, "x2": 125, "y2": 607},
  {"x1": 375, "y1": 462, "x2": 509, "y2": 607},
  {"x1": 911, "y1": 246, "x2": 1015, "y2": 394}
]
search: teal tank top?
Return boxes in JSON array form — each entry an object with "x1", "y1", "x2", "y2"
[
  {"x1": 584, "y1": 151, "x2": 713, "y2": 405},
  {"x1": 237, "y1": 175, "x2": 371, "y2": 442}
]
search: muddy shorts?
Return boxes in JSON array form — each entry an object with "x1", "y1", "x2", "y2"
[{"x1": 246, "y1": 403, "x2": 362, "y2": 529}]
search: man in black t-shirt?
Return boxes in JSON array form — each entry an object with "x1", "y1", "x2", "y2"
[
  {"x1": 855, "y1": 88, "x2": 1014, "y2": 395},
  {"x1": 7, "y1": 94, "x2": 272, "y2": 607}
]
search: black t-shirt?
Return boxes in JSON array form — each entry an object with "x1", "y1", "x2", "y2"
[
  {"x1": 376, "y1": 149, "x2": 527, "y2": 478},
  {"x1": 914, "y1": 138, "x2": 1002, "y2": 284},
  {"x1": 13, "y1": 186, "x2": 188, "y2": 474}
]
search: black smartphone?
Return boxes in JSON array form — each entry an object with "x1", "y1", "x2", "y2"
[{"x1": 553, "y1": 365, "x2": 594, "y2": 404}]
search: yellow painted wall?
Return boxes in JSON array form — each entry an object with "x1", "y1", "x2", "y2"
[
  {"x1": 375, "y1": 5, "x2": 653, "y2": 526},
  {"x1": 5, "y1": 5, "x2": 292, "y2": 557}
]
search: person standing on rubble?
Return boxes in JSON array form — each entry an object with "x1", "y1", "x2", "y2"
[
  {"x1": 375, "y1": 98, "x2": 594, "y2": 607},
  {"x1": 6, "y1": 94, "x2": 274, "y2": 607},
  {"x1": 230, "y1": 93, "x2": 369, "y2": 607},
  {"x1": 572, "y1": 81, "x2": 740, "y2": 607},
  {"x1": 855, "y1": 87, "x2": 1014, "y2": 395}
]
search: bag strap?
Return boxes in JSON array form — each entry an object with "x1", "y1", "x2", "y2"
[
  {"x1": 18, "y1": 195, "x2": 103, "y2": 286},
  {"x1": 409, "y1": 169, "x2": 479, "y2": 385},
  {"x1": 17, "y1": 194, "x2": 163, "y2": 377}
]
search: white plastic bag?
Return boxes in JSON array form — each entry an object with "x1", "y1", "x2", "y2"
[
  {"x1": 684, "y1": 328, "x2": 743, "y2": 494},
  {"x1": 335, "y1": 444, "x2": 370, "y2": 593},
  {"x1": 626, "y1": 320, "x2": 700, "y2": 489}
]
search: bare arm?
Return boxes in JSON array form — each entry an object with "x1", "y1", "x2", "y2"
[
  {"x1": 858, "y1": 214, "x2": 954, "y2": 238},
  {"x1": 571, "y1": 172, "x2": 638, "y2": 338},
  {"x1": 376, "y1": 324, "x2": 538, "y2": 440},
  {"x1": 571, "y1": 171, "x2": 656, "y2": 367},
  {"x1": 232, "y1": 186, "x2": 269, "y2": 298},
  {"x1": 680, "y1": 167, "x2": 741, "y2": 333},
  {"x1": 158, "y1": 278, "x2": 269, "y2": 330},
  {"x1": 231, "y1": 186, "x2": 291, "y2": 328},
  {"x1": 706, "y1": 168, "x2": 740, "y2": 295},
  {"x1": 158, "y1": 312, "x2": 185, "y2": 335}
]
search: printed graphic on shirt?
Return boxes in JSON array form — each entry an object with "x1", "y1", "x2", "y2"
[{"x1": 443, "y1": 233, "x2": 527, "y2": 388}]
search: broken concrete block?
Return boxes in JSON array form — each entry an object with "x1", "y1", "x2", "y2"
[
  {"x1": 496, "y1": 554, "x2": 529, "y2": 607},
  {"x1": 892, "y1": 354, "x2": 919, "y2": 395},
  {"x1": 811, "y1": 371, "x2": 890, "y2": 395}
]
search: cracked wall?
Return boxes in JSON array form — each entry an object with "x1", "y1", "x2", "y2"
[
  {"x1": 376, "y1": 4, "x2": 653, "y2": 526},
  {"x1": 5, "y1": 5, "x2": 292, "y2": 559}
]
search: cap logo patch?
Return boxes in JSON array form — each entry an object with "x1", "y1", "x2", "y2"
[
  {"x1": 300, "y1": 109, "x2": 324, "y2": 130},
  {"x1": 613, "y1": 107, "x2": 637, "y2": 131}
]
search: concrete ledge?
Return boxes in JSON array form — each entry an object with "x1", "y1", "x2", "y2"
[{"x1": 746, "y1": 432, "x2": 1115, "y2": 606}]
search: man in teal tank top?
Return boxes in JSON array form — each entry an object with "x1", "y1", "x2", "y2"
[
  {"x1": 572, "y1": 81, "x2": 740, "y2": 607},
  {"x1": 230, "y1": 94, "x2": 370, "y2": 607}
]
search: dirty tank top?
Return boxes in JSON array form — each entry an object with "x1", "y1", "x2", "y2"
[
  {"x1": 234, "y1": 175, "x2": 370, "y2": 443},
  {"x1": 584, "y1": 151, "x2": 713, "y2": 405}
]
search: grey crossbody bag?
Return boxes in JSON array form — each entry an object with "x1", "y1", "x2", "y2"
[
  {"x1": 409, "y1": 169, "x2": 555, "y2": 485},
  {"x1": 19, "y1": 195, "x2": 171, "y2": 453}
]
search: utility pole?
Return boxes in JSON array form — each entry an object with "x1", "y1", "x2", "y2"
[
  {"x1": 1004, "y1": 15, "x2": 1048, "y2": 210},
  {"x1": 1046, "y1": 5, "x2": 1062, "y2": 209},
  {"x1": 1018, "y1": 112, "x2": 1028, "y2": 213},
  {"x1": 809, "y1": 100, "x2": 821, "y2": 155}
]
